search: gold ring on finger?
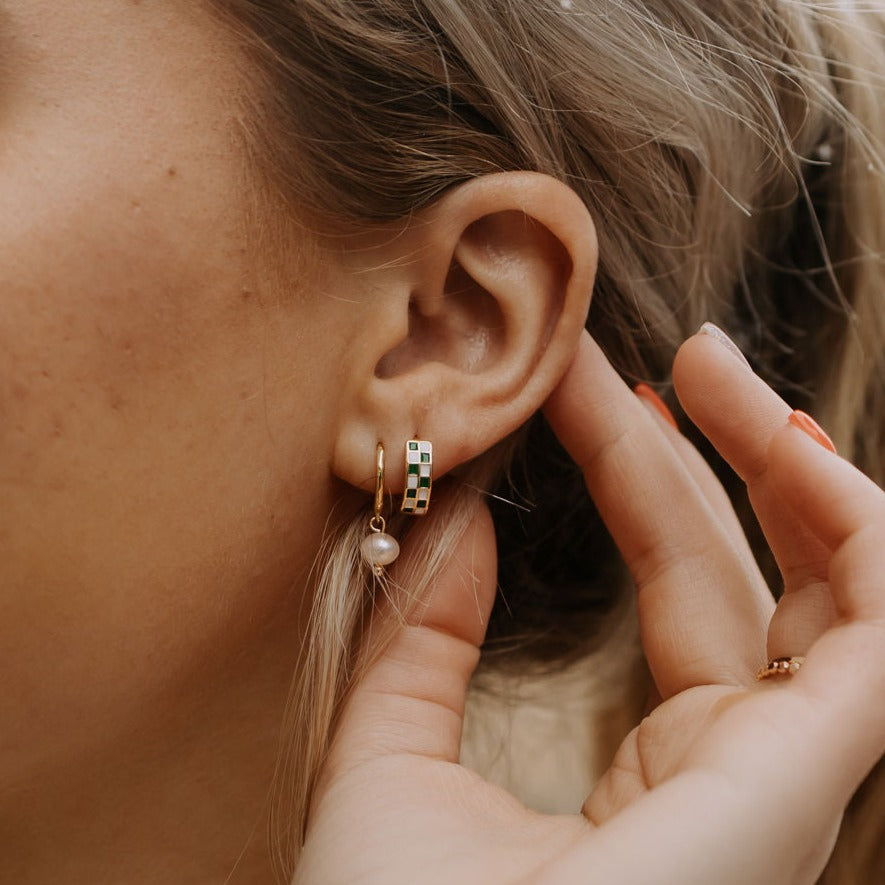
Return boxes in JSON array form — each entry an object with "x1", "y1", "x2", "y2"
[{"x1": 756, "y1": 656, "x2": 805, "y2": 681}]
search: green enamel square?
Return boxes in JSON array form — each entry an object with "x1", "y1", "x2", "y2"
[
  {"x1": 409, "y1": 441, "x2": 418, "y2": 451},
  {"x1": 416, "y1": 500, "x2": 427, "y2": 508},
  {"x1": 420, "y1": 453, "x2": 430, "y2": 463},
  {"x1": 407, "y1": 488, "x2": 417, "y2": 498},
  {"x1": 419, "y1": 477, "x2": 430, "y2": 488},
  {"x1": 408, "y1": 464, "x2": 419, "y2": 475}
]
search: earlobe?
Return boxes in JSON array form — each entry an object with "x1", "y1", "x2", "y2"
[{"x1": 332, "y1": 172, "x2": 598, "y2": 495}]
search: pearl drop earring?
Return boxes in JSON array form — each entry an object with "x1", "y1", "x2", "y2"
[{"x1": 360, "y1": 442, "x2": 400, "y2": 576}]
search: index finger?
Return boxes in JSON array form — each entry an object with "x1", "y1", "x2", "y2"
[
  {"x1": 543, "y1": 330, "x2": 768, "y2": 695},
  {"x1": 543, "y1": 331, "x2": 717, "y2": 578}
]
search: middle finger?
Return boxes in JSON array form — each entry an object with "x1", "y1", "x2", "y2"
[{"x1": 672, "y1": 330, "x2": 838, "y2": 661}]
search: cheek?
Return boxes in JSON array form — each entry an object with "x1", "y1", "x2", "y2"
[
  {"x1": 0, "y1": 163, "x2": 234, "y2": 602},
  {"x1": 0, "y1": 9, "x2": 253, "y2": 504},
  {"x1": 0, "y1": 157, "x2": 242, "y2": 519},
  {"x1": 0, "y1": 138, "x2": 331, "y2": 765},
  {"x1": 0, "y1": 0, "x2": 346, "y2": 787},
  {"x1": 0, "y1": 151, "x2": 326, "y2": 574},
  {"x1": 0, "y1": 0, "x2": 262, "y2": 511},
  {"x1": 0, "y1": 172, "x2": 341, "y2": 780}
]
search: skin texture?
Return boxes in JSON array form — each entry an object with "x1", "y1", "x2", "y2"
[
  {"x1": 3, "y1": 2, "x2": 884, "y2": 884},
  {"x1": 0, "y1": 2, "x2": 346, "y2": 881}
]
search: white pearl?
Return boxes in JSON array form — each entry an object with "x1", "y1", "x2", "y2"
[{"x1": 360, "y1": 532, "x2": 400, "y2": 567}]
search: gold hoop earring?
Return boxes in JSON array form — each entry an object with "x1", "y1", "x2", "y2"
[
  {"x1": 360, "y1": 442, "x2": 400, "y2": 576},
  {"x1": 401, "y1": 439, "x2": 432, "y2": 515}
]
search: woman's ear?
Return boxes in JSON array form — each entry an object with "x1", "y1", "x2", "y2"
[{"x1": 331, "y1": 171, "x2": 598, "y2": 492}]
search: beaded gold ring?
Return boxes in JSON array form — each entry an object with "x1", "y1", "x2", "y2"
[{"x1": 756, "y1": 656, "x2": 805, "y2": 680}]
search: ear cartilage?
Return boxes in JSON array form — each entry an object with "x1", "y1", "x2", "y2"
[{"x1": 401, "y1": 439, "x2": 433, "y2": 515}]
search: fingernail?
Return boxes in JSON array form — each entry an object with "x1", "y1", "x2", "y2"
[
  {"x1": 788, "y1": 410, "x2": 837, "y2": 454},
  {"x1": 698, "y1": 322, "x2": 752, "y2": 371},
  {"x1": 634, "y1": 383, "x2": 679, "y2": 431}
]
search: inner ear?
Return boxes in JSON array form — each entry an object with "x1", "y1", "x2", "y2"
[
  {"x1": 374, "y1": 258, "x2": 505, "y2": 379},
  {"x1": 460, "y1": 210, "x2": 571, "y2": 348},
  {"x1": 374, "y1": 209, "x2": 572, "y2": 381}
]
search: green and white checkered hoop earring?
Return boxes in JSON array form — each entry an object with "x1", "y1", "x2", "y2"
[{"x1": 401, "y1": 439, "x2": 432, "y2": 515}]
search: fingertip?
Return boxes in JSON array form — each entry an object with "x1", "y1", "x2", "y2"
[
  {"x1": 672, "y1": 328, "x2": 751, "y2": 404},
  {"x1": 696, "y1": 322, "x2": 753, "y2": 370},
  {"x1": 671, "y1": 334, "x2": 714, "y2": 413},
  {"x1": 671, "y1": 330, "x2": 793, "y2": 485},
  {"x1": 545, "y1": 327, "x2": 596, "y2": 411}
]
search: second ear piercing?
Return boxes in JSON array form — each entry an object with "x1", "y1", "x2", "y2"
[{"x1": 401, "y1": 440, "x2": 432, "y2": 515}]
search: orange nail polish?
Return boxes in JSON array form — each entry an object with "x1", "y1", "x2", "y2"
[
  {"x1": 788, "y1": 410, "x2": 837, "y2": 454},
  {"x1": 634, "y1": 384, "x2": 679, "y2": 431}
]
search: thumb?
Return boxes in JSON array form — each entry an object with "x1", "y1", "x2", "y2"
[{"x1": 319, "y1": 493, "x2": 498, "y2": 787}]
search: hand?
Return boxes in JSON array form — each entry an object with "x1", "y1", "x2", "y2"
[{"x1": 293, "y1": 329, "x2": 885, "y2": 885}]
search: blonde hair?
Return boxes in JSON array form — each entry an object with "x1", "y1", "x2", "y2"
[{"x1": 211, "y1": 0, "x2": 885, "y2": 879}]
